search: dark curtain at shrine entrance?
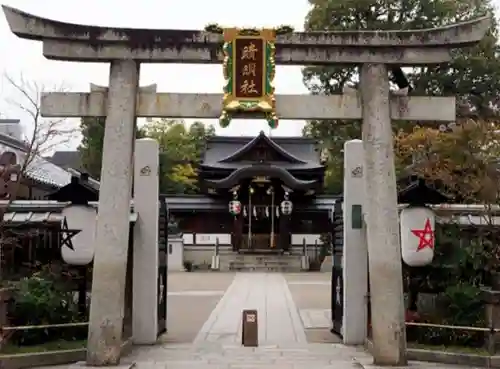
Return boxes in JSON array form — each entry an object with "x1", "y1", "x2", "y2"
[
  {"x1": 278, "y1": 213, "x2": 291, "y2": 252},
  {"x1": 232, "y1": 215, "x2": 243, "y2": 251}
]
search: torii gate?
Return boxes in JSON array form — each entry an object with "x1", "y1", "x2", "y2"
[{"x1": 2, "y1": 6, "x2": 489, "y2": 366}]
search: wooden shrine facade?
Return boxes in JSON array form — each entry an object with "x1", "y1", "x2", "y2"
[{"x1": 167, "y1": 132, "x2": 334, "y2": 253}]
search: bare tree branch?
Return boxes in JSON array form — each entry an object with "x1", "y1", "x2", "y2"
[{"x1": 0, "y1": 73, "x2": 78, "y2": 283}]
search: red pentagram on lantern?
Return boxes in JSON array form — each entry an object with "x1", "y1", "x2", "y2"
[{"x1": 411, "y1": 218, "x2": 434, "y2": 251}]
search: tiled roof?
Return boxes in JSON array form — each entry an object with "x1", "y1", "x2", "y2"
[
  {"x1": 202, "y1": 132, "x2": 323, "y2": 170},
  {"x1": 25, "y1": 154, "x2": 72, "y2": 187},
  {"x1": 0, "y1": 134, "x2": 72, "y2": 188}
]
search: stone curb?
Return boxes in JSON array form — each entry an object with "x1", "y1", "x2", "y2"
[
  {"x1": 0, "y1": 348, "x2": 85, "y2": 369},
  {"x1": 365, "y1": 339, "x2": 500, "y2": 368}
]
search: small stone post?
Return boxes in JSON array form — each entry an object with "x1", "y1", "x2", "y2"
[
  {"x1": 86, "y1": 60, "x2": 139, "y2": 366},
  {"x1": 482, "y1": 288, "x2": 500, "y2": 355},
  {"x1": 360, "y1": 64, "x2": 407, "y2": 365},
  {"x1": 0, "y1": 288, "x2": 12, "y2": 348},
  {"x1": 211, "y1": 238, "x2": 220, "y2": 270},
  {"x1": 342, "y1": 139, "x2": 368, "y2": 345},
  {"x1": 301, "y1": 238, "x2": 309, "y2": 270},
  {"x1": 132, "y1": 138, "x2": 160, "y2": 344}
]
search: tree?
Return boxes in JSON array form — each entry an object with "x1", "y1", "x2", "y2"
[
  {"x1": 141, "y1": 119, "x2": 215, "y2": 194},
  {"x1": 78, "y1": 118, "x2": 145, "y2": 179},
  {"x1": 302, "y1": 0, "x2": 499, "y2": 194},
  {"x1": 396, "y1": 121, "x2": 500, "y2": 339},
  {"x1": 79, "y1": 117, "x2": 105, "y2": 179},
  {"x1": 0, "y1": 73, "x2": 77, "y2": 282},
  {"x1": 3, "y1": 74, "x2": 77, "y2": 167},
  {"x1": 395, "y1": 120, "x2": 500, "y2": 203}
]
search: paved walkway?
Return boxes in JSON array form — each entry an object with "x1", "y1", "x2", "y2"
[
  {"x1": 126, "y1": 342, "x2": 371, "y2": 369},
  {"x1": 194, "y1": 273, "x2": 307, "y2": 345},
  {"x1": 36, "y1": 272, "x2": 473, "y2": 369}
]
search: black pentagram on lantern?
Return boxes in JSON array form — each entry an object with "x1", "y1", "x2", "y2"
[{"x1": 59, "y1": 217, "x2": 81, "y2": 250}]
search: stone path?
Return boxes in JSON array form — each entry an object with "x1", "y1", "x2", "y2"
[
  {"x1": 33, "y1": 272, "x2": 475, "y2": 369},
  {"x1": 123, "y1": 273, "x2": 471, "y2": 368},
  {"x1": 194, "y1": 273, "x2": 307, "y2": 345},
  {"x1": 126, "y1": 342, "x2": 371, "y2": 369}
]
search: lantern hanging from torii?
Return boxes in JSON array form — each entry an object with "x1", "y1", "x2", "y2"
[
  {"x1": 229, "y1": 200, "x2": 242, "y2": 216},
  {"x1": 400, "y1": 206, "x2": 435, "y2": 267},
  {"x1": 60, "y1": 205, "x2": 97, "y2": 265},
  {"x1": 280, "y1": 200, "x2": 293, "y2": 215}
]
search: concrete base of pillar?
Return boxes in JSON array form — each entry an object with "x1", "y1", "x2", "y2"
[{"x1": 211, "y1": 255, "x2": 220, "y2": 270}]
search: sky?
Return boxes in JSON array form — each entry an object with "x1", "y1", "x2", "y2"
[
  {"x1": 0, "y1": 0, "x2": 312, "y2": 151},
  {"x1": 0, "y1": 0, "x2": 498, "y2": 152}
]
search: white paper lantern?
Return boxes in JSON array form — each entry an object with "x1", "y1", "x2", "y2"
[
  {"x1": 400, "y1": 207, "x2": 435, "y2": 267},
  {"x1": 229, "y1": 200, "x2": 241, "y2": 215},
  {"x1": 280, "y1": 200, "x2": 293, "y2": 215},
  {"x1": 60, "y1": 205, "x2": 97, "y2": 265}
]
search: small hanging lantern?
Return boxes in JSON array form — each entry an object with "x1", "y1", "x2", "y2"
[
  {"x1": 280, "y1": 200, "x2": 293, "y2": 215},
  {"x1": 400, "y1": 206, "x2": 435, "y2": 267},
  {"x1": 60, "y1": 205, "x2": 97, "y2": 265},
  {"x1": 229, "y1": 200, "x2": 241, "y2": 215}
]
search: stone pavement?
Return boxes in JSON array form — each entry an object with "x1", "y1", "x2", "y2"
[
  {"x1": 35, "y1": 272, "x2": 474, "y2": 369},
  {"x1": 125, "y1": 342, "x2": 371, "y2": 369},
  {"x1": 194, "y1": 273, "x2": 307, "y2": 345},
  {"x1": 124, "y1": 272, "x2": 469, "y2": 368}
]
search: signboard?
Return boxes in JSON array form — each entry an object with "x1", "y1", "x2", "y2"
[
  {"x1": 220, "y1": 28, "x2": 278, "y2": 129},
  {"x1": 241, "y1": 309, "x2": 258, "y2": 346}
]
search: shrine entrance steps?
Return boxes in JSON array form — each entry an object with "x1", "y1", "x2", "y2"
[{"x1": 219, "y1": 253, "x2": 303, "y2": 272}]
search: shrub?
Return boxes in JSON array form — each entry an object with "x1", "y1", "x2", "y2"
[
  {"x1": 183, "y1": 260, "x2": 193, "y2": 272},
  {"x1": 409, "y1": 283, "x2": 484, "y2": 347},
  {"x1": 7, "y1": 269, "x2": 85, "y2": 346}
]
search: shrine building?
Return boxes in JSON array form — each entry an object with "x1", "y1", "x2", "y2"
[{"x1": 165, "y1": 131, "x2": 338, "y2": 267}]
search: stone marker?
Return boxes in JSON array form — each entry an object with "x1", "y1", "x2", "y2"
[{"x1": 242, "y1": 309, "x2": 258, "y2": 347}]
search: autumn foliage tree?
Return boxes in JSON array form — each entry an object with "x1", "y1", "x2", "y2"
[
  {"x1": 396, "y1": 121, "x2": 500, "y2": 321},
  {"x1": 394, "y1": 120, "x2": 500, "y2": 204},
  {"x1": 302, "y1": 0, "x2": 500, "y2": 194}
]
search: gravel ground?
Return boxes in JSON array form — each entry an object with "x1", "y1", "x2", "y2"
[
  {"x1": 284, "y1": 272, "x2": 331, "y2": 283},
  {"x1": 167, "y1": 272, "x2": 236, "y2": 292},
  {"x1": 160, "y1": 272, "x2": 235, "y2": 343},
  {"x1": 284, "y1": 272, "x2": 341, "y2": 344},
  {"x1": 284, "y1": 272, "x2": 331, "y2": 310}
]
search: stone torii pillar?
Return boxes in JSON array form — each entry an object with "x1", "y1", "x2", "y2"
[
  {"x1": 2, "y1": 5, "x2": 489, "y2": 366},
  {"x1": 87, "y1": 59, "x2": 139, "y2": 365}
]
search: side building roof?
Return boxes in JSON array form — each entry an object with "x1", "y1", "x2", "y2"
[{"x1": 0, "y1": 133, "x2": 72, "y2": 188}]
